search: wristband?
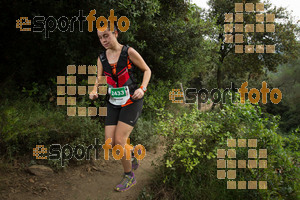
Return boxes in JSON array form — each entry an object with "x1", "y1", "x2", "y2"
[{"x1": 140, "y1": 86, "x2": 147, "y2": 92}]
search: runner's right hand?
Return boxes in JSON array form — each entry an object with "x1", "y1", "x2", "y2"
[{"x1": 89, "y1": 91, "x2": 98, "y2": 100}]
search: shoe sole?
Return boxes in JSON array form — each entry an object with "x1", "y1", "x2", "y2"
[{"x1": 114, "y1": 180, "x2": 137, "y2": 192}]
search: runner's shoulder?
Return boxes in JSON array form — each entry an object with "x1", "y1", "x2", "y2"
[{"x1": 127, "y1": 46, "x2": 140, "y2": 60}]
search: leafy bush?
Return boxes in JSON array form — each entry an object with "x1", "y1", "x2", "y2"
[
  {"x1": 149, "y1": 99, "x2": 300, "y2": 199},
  {"x1": 130, "y1": 116, "x2": 159, "y2": 151},
  {"x1": 143, "y1": 79, "x2": 172, "y2": 116},
  {"x1": 0, "y1": 97, "x2": 104, "y2": 169}
]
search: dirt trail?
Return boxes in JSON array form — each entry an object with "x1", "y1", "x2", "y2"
[{"x1": 0, "y1": 143, "x2": 164, "y2": 200}]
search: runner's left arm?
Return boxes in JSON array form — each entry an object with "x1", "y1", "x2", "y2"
[{"x1": 128, "y1": 47, "x2": 151, "y2": 99}]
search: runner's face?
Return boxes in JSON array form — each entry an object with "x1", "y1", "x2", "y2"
[{"x1": 97, "y1": 29, "x2": 117, "y2": 49}]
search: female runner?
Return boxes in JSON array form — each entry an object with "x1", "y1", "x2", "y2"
[{"x1": 89, "y1": 22, "x2": 151, "y2": 192}]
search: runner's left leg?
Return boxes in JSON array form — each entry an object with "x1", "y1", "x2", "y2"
[
  {"x1": 114, "y1": 121, "x2": 134, "y2": 173},
  {"x1": 114, "y1": 121, "x2": 136, "y2": 192}
]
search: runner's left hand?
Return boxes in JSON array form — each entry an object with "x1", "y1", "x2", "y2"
[{"x1": 132, "y1": 88, "x2": 144, "y2": 100}]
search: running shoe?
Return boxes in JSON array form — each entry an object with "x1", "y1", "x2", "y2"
[
  {"x1": 131, "y1": 155, "x2": 139, "y2": 170},
  {"x1": 131, "y1": 147, "x2": 141, "y2": 170},
  {"x1": 114, "y1": 172, "x2": 136, "y2": 192}
]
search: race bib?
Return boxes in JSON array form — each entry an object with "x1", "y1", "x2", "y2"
[{"x1": 108, "y1": 86, "x2": 130, "y2": 105}]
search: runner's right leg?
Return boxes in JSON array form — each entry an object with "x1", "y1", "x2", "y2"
[{"x1": 105, "y1": 125, "x2": 116, "y2": 153}]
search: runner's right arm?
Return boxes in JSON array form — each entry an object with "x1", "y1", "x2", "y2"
[{"x1": 89, "y1": 57, "x2": 104, "y2": 100}]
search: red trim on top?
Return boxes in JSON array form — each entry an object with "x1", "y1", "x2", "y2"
[
  {"x1": 117, "y1": 67, "x2": 127, "y2": 75},
  {"x1": 104, "y1": 71, "x2": 111, "y2": 76}
]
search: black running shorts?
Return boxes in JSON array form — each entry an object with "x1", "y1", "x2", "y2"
[{"x1": 105, "y1": 99, "x2": 143, "y2": 127}]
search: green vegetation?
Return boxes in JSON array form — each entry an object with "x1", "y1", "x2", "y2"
[
  {"x1": 0, "y1": 0, "x2": 299, "y2": 199},
  {"x1": 142, "y1": 98, "x2": 300, "y2": 199},
  {"x1": 266, "y1": 58, "x2": 300, "y2": 133},
  {"x1": 0, "y1": 98, "x2": 105, "y2": 169}
]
